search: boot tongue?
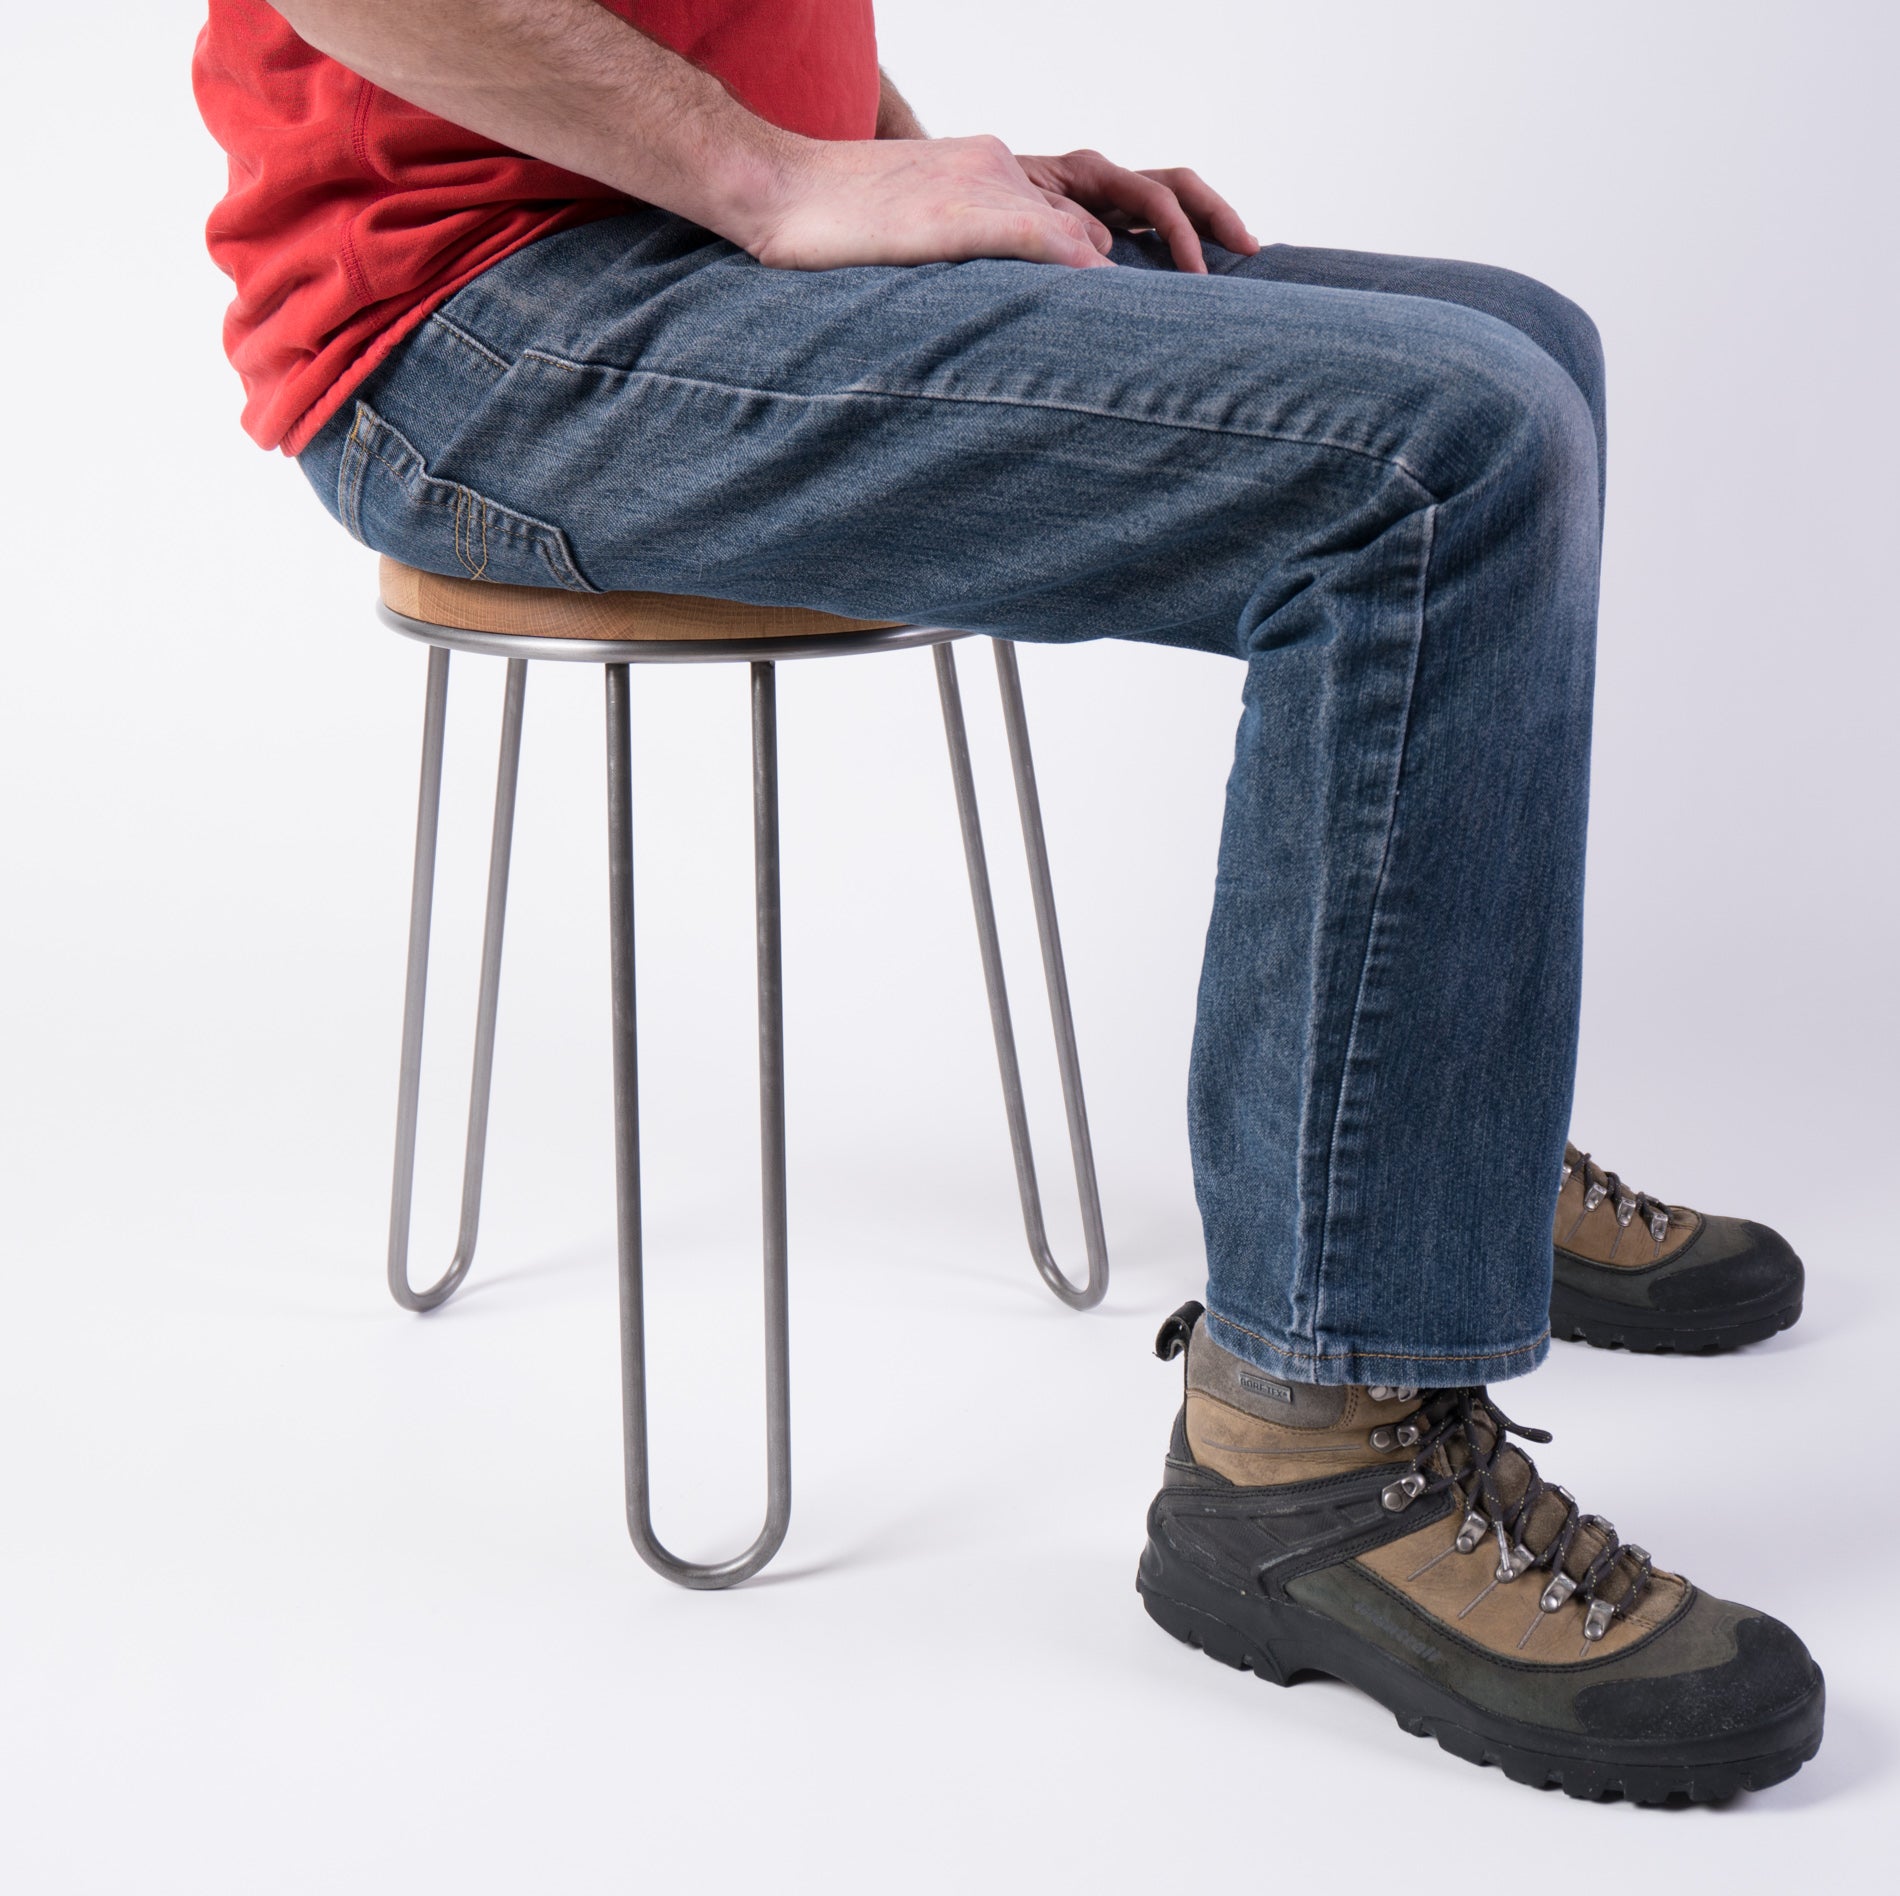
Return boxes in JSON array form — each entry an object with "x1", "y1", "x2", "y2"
[{"x1": 1185, "y1": 1317, "x2": 1422, "y2": 1432}]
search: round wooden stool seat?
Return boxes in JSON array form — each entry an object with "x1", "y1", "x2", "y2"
[{"x1": 380, "y1": 556, "x2": 902, "y2": 644}]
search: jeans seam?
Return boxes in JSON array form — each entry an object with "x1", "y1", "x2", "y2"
[
  {"x1": 427, "y1": 312, "x2": 513, "y2": 373},
  {"x1": 513, "y1": 352, "x2": 1445, "y2": 502},
  {"x1": 452, "y1": 486, "x2": 489, "y2": 580},
  {"x1": 1306, "y1": 504, "x2": 1438, "y2": 1354},
  {"x1": 337, "y1": 403, "x2": 369, "y2": 542},
  {"x1": 360, "y1": 436, "x2": 416, "y2": 487},
  {"x1": 1207, "y1": 1310, "x2": 1551, "y2": 1368}
]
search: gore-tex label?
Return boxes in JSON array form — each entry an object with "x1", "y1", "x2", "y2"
[{"x1": 1238, "y1": 1370, "x2": 1294, "y2": 1405}]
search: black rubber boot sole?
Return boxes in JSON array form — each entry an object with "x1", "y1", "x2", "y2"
[
  {"x1": 1136, "y1": 1537, "x2": 1823, "y2": 1803},
  {"x1": 1550, "y1": 1280, "x2": 1802, "y2": 1354}
]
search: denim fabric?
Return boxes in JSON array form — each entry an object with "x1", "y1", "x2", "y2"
[{"x1": 301, "y1": 210, "x2": 1604, "y2": 1387}]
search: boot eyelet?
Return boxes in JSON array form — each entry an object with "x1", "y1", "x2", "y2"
[
  {"x1": 1495, "y1": 1541, "x2": 1535, "y2": 1583},
  {"x1": 1539, "y1": 1573, "x2": 1577, "y2": 1613},
  {"x1": 1381, "y1": 1472, "x2": 1427, "y2": 1512},
  {"x1": 1369, "y1": 1426, "x2": 1396, "y2": 1450},
  {"x1": 1453, "y1": 1510, "x2": 1488, "y2": 1555},
  {"x1": 1582, "y1": 1598, "x2": 1617, "y2": 1641}
]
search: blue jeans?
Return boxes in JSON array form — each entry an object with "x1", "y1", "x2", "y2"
[{"x1": 301, "y1": 210, "x2": 1604, "y2": 1387}]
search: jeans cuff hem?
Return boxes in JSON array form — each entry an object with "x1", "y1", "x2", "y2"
[{"x1": 1203, "y1": 1310, "x2": 1550, "y2": 1389}]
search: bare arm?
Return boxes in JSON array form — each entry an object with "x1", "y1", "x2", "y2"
[
  {"x1": 876, "y1": 67, "x2": 927, "y2": 141},
  {"x1": 273, "y1": 2, "x2": 1252, "y2": 272}
]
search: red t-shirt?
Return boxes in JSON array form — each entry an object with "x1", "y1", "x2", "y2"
[{"x1": 194, "y1": 2, "x2": 880, "y2": 453}]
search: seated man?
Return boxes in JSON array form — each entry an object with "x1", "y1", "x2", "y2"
[{"x1": 193, "y1": 0, "x2": 1818, "y2": 1798}]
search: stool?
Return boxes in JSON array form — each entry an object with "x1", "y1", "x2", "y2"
[{"x1": 376, "y1": 558, "x2": 1110, "y2": 1589}]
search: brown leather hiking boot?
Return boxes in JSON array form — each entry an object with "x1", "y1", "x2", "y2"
[
  {"x1": 1552, "y1": 1142, "x2": 1804, "y2": 1352},
  {"x1": 1136, "y1": 1304, "x2": 1824, "y2": 1802}
]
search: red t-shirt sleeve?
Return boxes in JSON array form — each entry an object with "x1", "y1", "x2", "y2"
[{"x1": 194, "y1": 2, "x2": 881, "y2": 452}]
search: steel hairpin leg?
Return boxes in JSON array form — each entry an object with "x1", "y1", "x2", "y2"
[
  {"x1": 388, "y1": 645, "x2": 527, "y2": 1312},
  {"x1": 385, "y1": 631, "x2": 1093, "y2": 1587},
  {"x1": 605, "y1": 659, "x2": 792, "y2": 1588},
  {"x1": 933, "y1": 639, "x2": 1109, "y2": 1311}
]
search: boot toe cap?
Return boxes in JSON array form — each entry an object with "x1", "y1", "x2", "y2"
[
  {"x1": 1648, "y1": 1217, "x2": 1804, "y2": 1316},
  {"x1": 1574, "y1": 1603, "x2": 1823, "y2": 1748}
]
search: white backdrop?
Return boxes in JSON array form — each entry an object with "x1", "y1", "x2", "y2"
[{"x1": 2, "y1": 3, "x2": 1894, "y2": 1889}]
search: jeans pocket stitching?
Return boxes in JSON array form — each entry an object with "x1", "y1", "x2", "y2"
[
  {"x1": 531, "y1": 523, "x2": 592, "y2": 591},
  {"x1": 350, "y1": 402, "x2": 599, "y2": 593},
  {"x1": 426, "y1": 312, "x2": 512, "y2": 377}
]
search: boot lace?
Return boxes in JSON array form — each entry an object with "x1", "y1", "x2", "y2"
[
  {"x1": 1565, "y1": 1148, "x2": 1671, "y2": 1246},
  {"x1": 1375, "y1": 1389, "x2": 1655, "y2": 1642}
]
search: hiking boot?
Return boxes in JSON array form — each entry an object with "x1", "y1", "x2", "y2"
[
  {"x1": 1136, "y1": 1303, "x2": 1824, "y2": 1802},
  {"x1": 1553, "y1": 1143, "x2": 1803, "y2": 1352}
]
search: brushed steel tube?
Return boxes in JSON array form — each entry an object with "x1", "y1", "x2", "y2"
[
  {"x1": 934, "y1": 641, "x2": 1108, "y2": 1309},
  {"x1": 608, "y1": 661, "x2": 792, "y2": 1587},
  {"x1": 387, "y1": 650, "x2": 526, "y2": 1312}
]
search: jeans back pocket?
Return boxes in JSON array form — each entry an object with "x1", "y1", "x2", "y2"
[{"x1": 336, "y1": 401, "x2": 598, "y2": 593}]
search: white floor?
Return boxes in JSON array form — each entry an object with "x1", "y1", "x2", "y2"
[{"x1": 2, "y1": 795, "x2": 1892, "y2": 1889}]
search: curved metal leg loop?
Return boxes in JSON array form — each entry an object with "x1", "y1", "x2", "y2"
[
  {"x1": 607, "y1": 660, "x2": 793, "y2": 1588},
  {"x1": 934, "y1": 639, "x2": 1110, "y2": 1310},
  {"x1": 387, "y1": 646, "x2": 527, "y2": 1313}
]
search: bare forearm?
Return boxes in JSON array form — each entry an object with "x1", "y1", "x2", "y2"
[
  {"x1": 875, "y1": 68, "x2": 926, "y2": 140},
  {"x1": 271, "y1": 2, "x2": 1245, "y2": 273},
  {"x1": 273, "y1": 0, "x2": 804, "y2": 247}
]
